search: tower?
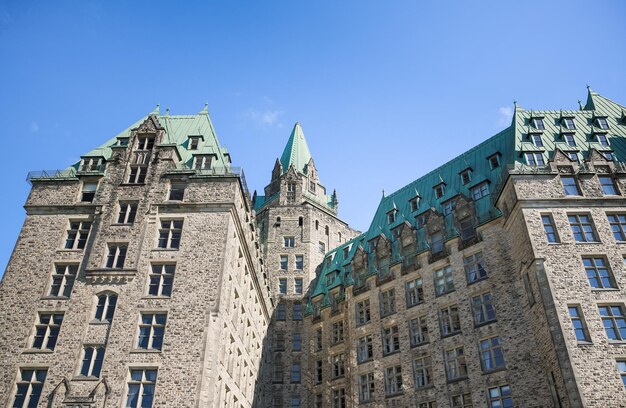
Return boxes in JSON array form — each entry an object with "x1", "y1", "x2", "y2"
[{"x1": 253, "y1": 123, "x2": 358, "y2": 407}]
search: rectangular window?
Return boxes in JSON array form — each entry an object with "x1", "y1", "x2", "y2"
[
  {"x1": 597, "y1": 133, "x2": 609, "y2": 146},
  {"x1": 444, "y1": 346, "x2": 467, "y2": 381},
  {"x1": 158, "y1": 220, "x2": 183, "y2": 249},
  {"x1": 488, "y1": 385, "x2": 513, "y2": 408},
  {"x1": 278, "y1": 278, "x2": 287, "y2": 294},
  {"x1": 80, "y1": 157, "x2": 102, "y2": 172},
  {"x1": 291, "y1": 363, "x2": 301, "y2": 383},
  {"x1": 117, "y1": 201, "x2": 138, "y2": 224},
  {"x1": 49, "y1": 264, "x2": 78, "y2": 298},
  {"x1": 562, "y1": 176, "x2": 581, "y2": 196},
  {"x1": 315, "y1": 360, "x2": 323, "y2": 383},
  {"x1": 292, "y1": 333, "x2": 301, "y2": 351},
  {"x1": 332, "y1": 388, "x2": 346, "y2": 408},
  {"x1": 126, "y1": 368, "x2": 157, "y2": 408},
  {"x1": 434, "y1": 184, "x2": 445, "y2": 199},
  {"x1": 273, "y1": 362, "x2": 284, "y2": 383},
  {"x1": 355, "y1": 299, "x2": 371, "y2": 325},
  {"x1": 532, "y1": 117, "x2": 545, "y2": 130},
  {"x1": 319, "y1": 241, "x2": 325, "y2": 253},
  {"x1": 564, "y1": 134, "x2": 576, "y2": 146},
  {"x1": 384, "y1": 365, "x2": 403, "y2": 396},
  {"x1": 568, "y1": 214, "x2": 598, "y2": 242},
  {"x1": 440, "y1": 305, "x2": 461, "y2": 336},
  {"x1": 332, "y1": 354, "x2": 345, "y2": 378},
  {"x1": 608, "y1": 214, "x2": 626, "y2": 241},
  {"x1": 583, "y1": 256, "x2": 615, "y2": 289},
  {"x1": 188, "y1": 136, "x2": 200, "y2": 150},
  {"x1": 193, "y1": 154, "x2": 212, "y2": 170},
  {"x1": 410, "y1": 197, "x2": 420, "y2": 212},
  {"x1": 525, "y1": 152, "x2": 545, "y2": 166},
  {"x1": 293, "y1": 303, "x2": 302, "y2": 320},
  {"x1": 105, "y1": 244, "x2": 127, "y2": 268},
  {"x1": 530, "y1": 134, "x2": 543, "y2": 147},
  {"x1": 380, "y1": 289, "x2": 396, "y2": 317},
  {"x1": 405, "y1": 278, "x2": 424, "y2": 307},
  {"x1": 472, "y1": 292, "x2": 496, "y2": 325},
  {"x1": 418, "y1": 402, "x2": 437, "y2": 408},
  {"x1": 451, "y1": 393, "x2": 473, "y2": 408},
  {"x1": 599, "y1": 305, "x2": 626, "y2": 341},
  {"x1": 168, "y1": 182, "x2": 186, "y2": 201},
  {"x1": 128, "y1": 165, "x2": 147, "y2": 184},
  {"x1": 409, "y1": 315, "x2": 429, "y2": 346},
  {"x1": 430, "y1": 231, "x2": 444, "y2": 253},
  {"x1": 471, "y1": 182, "x2": 490, "y2": 200},
  {"x1": 79, "y1": 345, "x2": 105, "y2": 377},
  {"x1": 290, "y1": 397, "x2": 301, "y2": 408},
  {"x1": 315, "y1": 328, "x2": 322, "y2": 350},
  {"x1": 274, "y1": 331, "x2": 285, "y2": 351},
  {"x1": 541, "y1": 214, "x2": 560, "y2": 243},
  {"x1": 523, "y1": 273, "x2": 536, "y2": 306},
  {"x1": 12, "y1": 368, "x2": 47, "y2": 408},
  {"x1": 137, "y1": 313, "x2": 167, "y2": 350},
  {"x1": 464, "y1": 252, "x2": 487, "y2": 283},
  {"x1": 460, "y1": 169, "x2": 472, "y2": 185},
  {"x1": 294, "y1": 278, "x2": 303, "y2": 294},
  {"x1": 443, "y1": 199, "x2": 456, "y2": 216},
  {"x1": 284, "y1": 236, "x2": 295, "y2": 248},
  {"x1": 596, "y1": 117, "x2": 609, "y2": 129},
  {"x1": 434, "y1": 265, "x2": 454, "y2": 296},
  {"x1": 357, "y1": 335, "x2": 374, "y2": 363},
  {"x1": 280, "y1": 255, "x2": 288, "y2": 270},
  {"x1": 315, "y1": 394, "x2": 323, "y2": 408},
  {"x1": 81, "y1": 182, "x2": 97, "y2": 202},
  {"x1": 94, "y1": 293, "x2": 117, "y2": 322},
  {"x1": 562, "y1": 117, "x2": 576, "y2": 129},
  {"x1": 617, "y1": 361, "x2": 626, "y2": 388},
  {"x1": 489, "y1": 154, "x2": 501, "y2": 169},
  {"x1": 382, "y1": 325, "x2": 400, "y2": 355},
  {"x1": 413, "y1": 355, "x2": 432, "y2": 388},
  {"x1": 387, "y1": 210, "x2": 396, "y2": 224},
  {"x1": 568, "y1": 305, "x2": 591, "y2": 342},
  {"x1": 64, "y1": 220, "x2": 91, "y2": 250},
  {"x1": 359, "y1": 372, "x2": 375, "y2": 402},
  {"x1": 295, "y1": 255, "x2": 304, "y2": 270},
  {"x1": 480, "y1": 336, "x2": 506, "y2": 371},
  {"x1": 148, "y1": 264, "x2": 175, "y2": 297},
  {"x1": 32, "y1": 313, "x2": 63, "y2": 350},
  {"x1": 332, "y1": 321, "x2": 344, "y2": 344},
  {"x1": 599, "y1": 176, "x2": 618, "y2": 195}
]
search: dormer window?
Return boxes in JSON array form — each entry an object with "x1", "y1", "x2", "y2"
[
  {"x1": 409, "y1": 196, "x2": 419, "y2": 212},
  {"x1": 188, "y1": 136, "x2": 201, "y2": 150},
  {"x1": 325, "y1": 271, "x2": 338, "y2": 286},
  {"x1": 387, "y1": 210, "x2": 397, "y2": 224},
  {"x1": 602, "y1": 151, "x2": 614, "y2": 161},
  {"x1": 471, "y1": 182, "x2": 490, "y2": 200},
  {"x1": 80, "y1": 157, "x2": 103, "y2": 172},
  {"x1": 193, "y1": 155, "x2": 212, "y2": 170},
  {"x1": 530, "y1": 134, "x2": 543, "y2": 147},
  {"x1": 136, "y1": 136, "x2": 155, "y2": 150},
  {"x1": 532, "y1": 117, "x2": 545, "y2": 130},
  {"x1": 562, "y1": 117, "x2": 576, "y2": 130},
  {"x1": 443, "y1": 199, "x2": 456, "y2": 216},
  {"x1": 567, "y1": 152, "x2": 579, "y2": 163},
  {"x1": 434, "y1": 184, "x2": 445, "y2": 199},
  {"x1": 488, "y1": 153, "x2": 501, "y2": 170},
  {"x1": 596, "y1": 134, "x2": 609, "y2": 146},
  {"x1": 596, "y1": 117, "x2": 609, "y2": 130},
  {"x1": 460, "y1": 169, "x2": 472, "y2": 185},
  {"x1": 343, "y1": 246, "x2": 350, "y2": 259},
  {"x1": 525, "y1": 152, "x2": 545, "y2": 166},
  {"x1": 309, "y1": 181, "x2": 316, "y2": 193},
  {"x1": 116, "y1": 137, "x2": 129, "y2": 147},
  {"x1": 564, "y1": 134, "x2": 576, "y2": 147}
]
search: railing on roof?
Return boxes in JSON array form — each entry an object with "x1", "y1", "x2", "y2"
[{"x1": 27, "y1": 169, "x2": 79, "y2": 184}]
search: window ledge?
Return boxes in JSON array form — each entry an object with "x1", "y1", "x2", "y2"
[
  {"x1": 385, "y1": 392, "x2": 404, "y2": 399},
  {"x1": 152, "y1": 248, "x2": 180, "y2": 252},
  {"x1": 481, "y1": 367, "x2": 507, "y2": 375},
  {"x1": 40, "y1": 296, "x2": 69, "y2": 301},
  {"x1": 357, "y1": 358, "x2": 373, "y2": 365},
  {"x1": 331, "y1": 375, "x2": 345, "y2": 381},
  {"x1": 446, "y1": 377, "x2": 468, "y2": 384},
  {"x1": 608, "y1": 341, "x2": 626, "y2": 345},
  {"x1": 129, "y1": 349, "x2": 162, "y2": 354},
  {"x1": 474, "y1": 319, "x2": 497, "y2": 329},
  {"x1": 574, "y1": 241, "x2": 603, "y2": 244},
  {"x1": 56, "y1": 249, "x2": 84, "y2": 253},
  {"x1": 410, "y1": 341, "x2": 430, "y2": 349},
  {"x1": 141, "y1": 296, "x2": 172, "y2": 300},
  {"x1": 406, "y1": 301, "x2": 425, "y2": 309},
  {"x1": 576, "y1": 341, "x2": 594, "y2": 346},
  {"x1": 435, "y1": 289, "x2": 456, "y2": 298},
  {"x1": 89, "y1": 320, "x2": 112, "y2": 325},
  {"x1": 466, "y1": 276, "x2": 489, "y2": 287},
  {"x1": 380, "y1": 312, "x2": 397, "y2": 319},
  {"x1": 440, "y1": 331, "x2": 462, "y2": 339},
  {"x1": 72, "y1": 376, "x2": 100, "y2": 382},
  {"x1": 119, "y1": 183, "x2": 146, "y2": 187},
  {"x1": 23, "y1": 348, "x2": 54, "y2": 354},
  {"x1": 382, "y1": 350, "x2": 401, "y2": 358},
  {"x1": 590, "y1": 288, "x2": 620, "y2": 292},
  {"x1": 110, "y1": 223, "x2": 134, "y2": 227},
  {"x1": 414, "y1": 384, "x2": 435, "y2": 391}
]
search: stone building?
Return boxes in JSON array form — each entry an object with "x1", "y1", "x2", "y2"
[
  {"x1": 2, "y1": 88, "x2": 626, "y2": 408},
  {"x1": 0, "y1": 107, "x2": 273, "y2": 407}
]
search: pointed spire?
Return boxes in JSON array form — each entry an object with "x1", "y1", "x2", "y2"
[
  {"x1": 279, "y1": 122, "x2": 313, "y2": 174},
  {"x1": 150, "y1": 104, "x2": 160, "y2": 115},
  {"x1": 165, "y1": 108, "x2": 170, "y2": 116},
  {"x1": 199, "y1": 103, "x2": 209, "y2": 115},
  {"x1": 585, "y1": 85, "x2": 596, "y2": 110},
  {"x1": 578, "y1": 100, "x2": 584, "y2": 110},
  {"x1": 382, "y1": 189, "x2": 385, "y2": 198}
]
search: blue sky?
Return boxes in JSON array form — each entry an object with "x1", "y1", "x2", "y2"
[{"x1": 1, "y1": 1, "x2": 625, "y2": 274}]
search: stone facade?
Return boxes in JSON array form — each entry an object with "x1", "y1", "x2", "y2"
[{"x1": 3, "y1": 90, "x2": 626, "y2": 408}]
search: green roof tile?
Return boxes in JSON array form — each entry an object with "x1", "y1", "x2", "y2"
[{"x1": 280, "y1": 122, "x2": 313, "y2": 174}]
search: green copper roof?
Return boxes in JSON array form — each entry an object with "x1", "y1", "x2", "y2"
[
  {"x1": 78, "y1": 105, "x2": 231, "y2": 169},
  {"x1": 307, "y1": 89, "x2": 626, "y2": 307},
  {"x1": 280, "y1": 122, "x2": 313, "y2": 174}
]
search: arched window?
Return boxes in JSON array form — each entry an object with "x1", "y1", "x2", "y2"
[
  {"x1": 315, "y1": 220, "x2": 319, "y2": 230},
  {"x1": 298, "y1": 217, "x2": 303, "y2": 227},
  {"x1": 325, "y1": 226, "x2": 329, "y2": 236},
  {"x1": 276, "y1": 217, "x2": 281, "y2": 227},
  {"x1": 94, "y1": 292, "x2": 118, "y2": 322}
]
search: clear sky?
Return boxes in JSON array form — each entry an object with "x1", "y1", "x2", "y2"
[{"x1": 1, "y1": 1, "x2": 625, "y2": 275}]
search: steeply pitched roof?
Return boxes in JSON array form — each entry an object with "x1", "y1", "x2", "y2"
[
  {"x1": 79, "y1": 105, "x2": 231, "y2": 169},
  {"x1": 279, "y1": 122, "x2": 313, "y2": 174},
  {"x1": 306, "y1": 89, "x2": 626, "y2": 306}
]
